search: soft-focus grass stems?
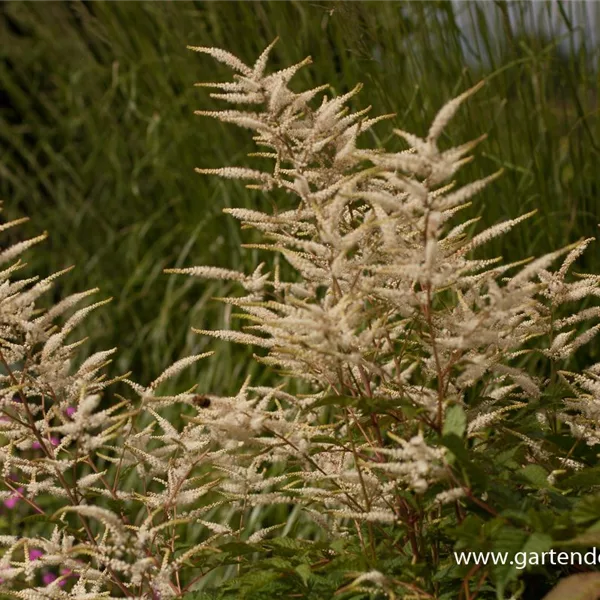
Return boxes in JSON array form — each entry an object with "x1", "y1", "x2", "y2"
[
  {"x1": 1, "y1": 0, "x2": 598, "y2": 387},
  {"x1": 0, "y1": 2, "x2": 261, "y2": 397}
]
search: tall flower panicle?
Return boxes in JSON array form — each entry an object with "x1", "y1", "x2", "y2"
[
  {"x1": 0, "y1": 208, "x2": 261, "y2": 596},
  {"x1": 178, "y1": 38, "x2": 599, "y2": 432},
  {"x1": 169, "y1": 39, "x2": 600, "y2": 559}
]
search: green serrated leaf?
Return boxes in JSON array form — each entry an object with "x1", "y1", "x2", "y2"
[
  {"x1": 521, "y1": 532, "x2": 553, "y2": 559},
  {"x1": 558, "y1": 522, "x2": 600, "y2": 548},
  {"x1": 440, "y1": 433, "x2": 469, "y2": 463},
  {"x1": 561, "y1": 467, "x2": 600, "y2": 491},
  {"x1": 295, "y1": 563, "x2": 312, "y2": 586},
  {"x1": 19, "y1": 513, "x2": 60, "y2": 526},
  {"x1": 491, "y1": 526, "x2": 528, "y2": 595},
  {"x1": 443, "y1": 404, "x2": 467, "y2": 438},
  {"x1": 219, "y1": 542, "x2": 257, "y2": 556},
  {"x1": 573, "y1": 495, "x2": 600, "y2": 525},
  {"x1": 519, "y1": 464, "x2": 549, "y2": 489}
]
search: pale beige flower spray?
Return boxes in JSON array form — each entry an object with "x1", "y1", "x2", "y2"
[{"x1": 0, "y1": 40, "x2": 598, "y2": 598}]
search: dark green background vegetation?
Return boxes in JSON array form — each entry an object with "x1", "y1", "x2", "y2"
[{"x1": 1, "y1": 0, "x2": 598, "y2": 393}]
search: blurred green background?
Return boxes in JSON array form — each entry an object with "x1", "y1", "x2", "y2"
[{"x1": 1, "y1": 0, "x2": 598, "y2": 393}]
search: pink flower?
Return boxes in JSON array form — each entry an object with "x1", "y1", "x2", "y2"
[
  {"x1": 42, "y1": 572, "x2": 57, "y2": 585},
  {"x1": 59, "y1": 568, "x2": 75, "y2": 586},
  {"x1": 65, "y1": 407, "x2": 76, "y2": 418},
  {"x1": 29, "y1": 548, "x2": 44, "y2": 561},
  {"x1": 32, "y1": 437, "x2": 59, "y2": 450},
  {"x1": 3, "y1": 486, "x2": 24, "y2": 509},
  {"x1": 41, "y1": 567, "x2": 74, "y2": 587}
]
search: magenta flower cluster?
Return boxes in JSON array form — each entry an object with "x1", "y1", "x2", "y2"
[{"x1": 1, "y1": 407, "x2": 77, "y2": 587}]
